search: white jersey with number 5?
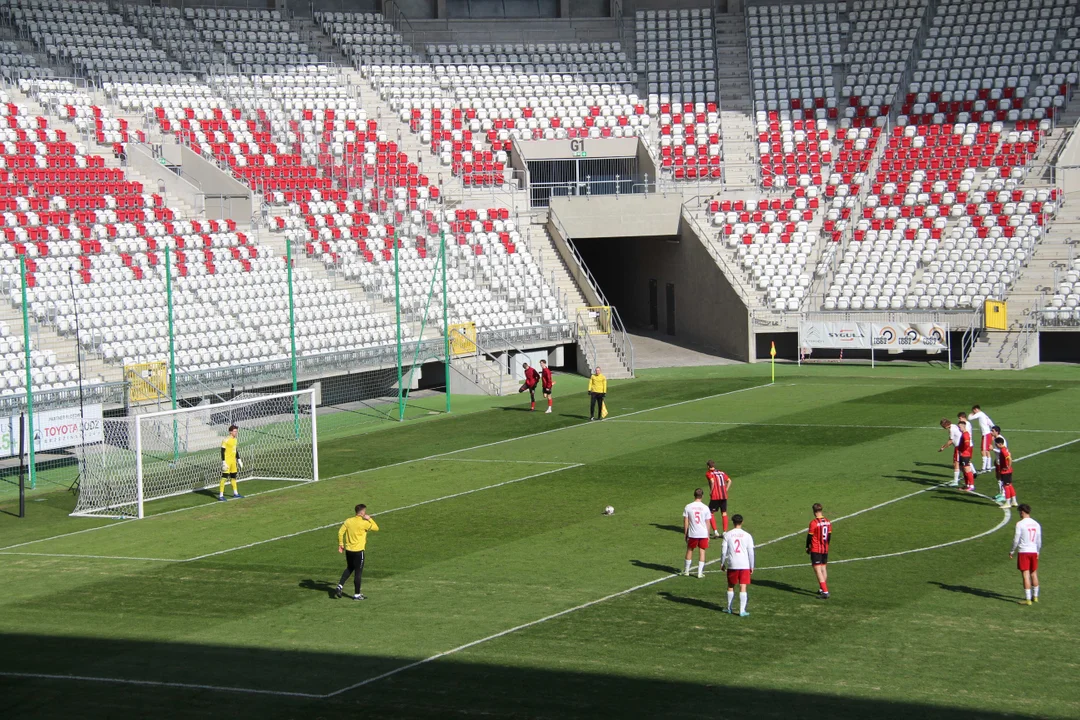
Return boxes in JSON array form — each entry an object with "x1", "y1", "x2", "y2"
[
  {"x1": 1011, "y1": 517, "x2": 1042, "y2": 554},
  {"x1": 683, "y1": 501, "x2": 712, "y2": 539},
  {"x1": 722, "y1": 528, "x2": 755, "y2": 570}
]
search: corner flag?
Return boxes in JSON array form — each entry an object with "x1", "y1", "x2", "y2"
[
  {"x1": 770, "y1": 341, "x2": 776, "y2": 383},
  {"x1": 600, "y1": 400, "x2": 609, "y2": 419}
]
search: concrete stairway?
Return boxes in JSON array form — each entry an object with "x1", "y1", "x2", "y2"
[
  {"x1": 999, "y1": 203, "x2": 1080, "y2": 315},
  {"x1": 714, "y1": 13, "x2": 758, "y2": 189},
  {"x1": 963, "y1": 327, "x2": 1039, "y2": 370}
]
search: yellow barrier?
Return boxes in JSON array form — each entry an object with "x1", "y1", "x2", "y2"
[
  {"x1": 125, "y1": 361, "x2": 168, "y2": 403},
  {"x1": 581, "y1": 306, "x2": 612, "y2": 335},
  {"x1": 449, "y1": 322, "x2": 477, "y2": 356},
  {"x1": 984, "y1": 300, "x2": 1007, "y2": 330}
]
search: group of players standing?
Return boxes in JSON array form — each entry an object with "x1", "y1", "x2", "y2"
[
  {"x1": 680, "y1": 460, "x2": 833, "y2": 617},
  {"x1": 938, "y1": 404, "x2": 1017, "y2": 509}
]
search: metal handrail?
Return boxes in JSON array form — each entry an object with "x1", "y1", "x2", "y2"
[
  {"x1": 959, "y1": 305, "x2": 984, "y2": 366},
  {"x1": 549, "y1": 207, "x2": 634, "y2": 376}
]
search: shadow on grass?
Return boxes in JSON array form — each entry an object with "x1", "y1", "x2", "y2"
[
  {"x1": 932, "y1": 493, "x2": 991, "y2": 506},
  {"x1": 882, "y1": 473, "x2": 944, "y2": 487},
  {"x1": 754, "y1": 578, "x2": 822, "y2": 598},
  {"x1": 928, "y1": 581, "x2": 1017, "y2": 603},
  {"x1": 630, "y1": 559, "x2": 679, "y2": 574},
  {"x1": 650, "y1": 523, "x2": 685, "y2": 534},
  {"x1": 298, "y1": 579, "x2": 339, "y2": 599},
  {"x1": 0, "y1": 632, "x2": 1050, "y2": 719},
  {"x1": 657, "y1": 591, "x2": 726, "y2": 613}
]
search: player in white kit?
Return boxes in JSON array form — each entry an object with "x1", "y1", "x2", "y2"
[
  {"x1": 938, "y1": 418, "x2": 964, "y2": 486},
  {"x1": 969, "y1": 405, "x2": 996, "y2": 472},
  {"x1": 682, "y1": 488, "x2": 713, "y2": 578},
  {"x1": 1009, "y1": 504, "x2": 1042, "y2": 606},
  {"x1": 720, "y1": 514, "x2": 755, "y2": 617}
]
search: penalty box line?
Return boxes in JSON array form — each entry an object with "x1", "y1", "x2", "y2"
[
  {"x1": 326, "y1": 436, "x2": 1080, "y2": 697},
  {"x1": 0, "y1": 381, "x2": 775, "y2": 554},
  {"x1": 614, "y1": 420, "x2": 1080, "y2": 434}
]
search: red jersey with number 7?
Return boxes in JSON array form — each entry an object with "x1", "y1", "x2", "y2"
[
  {"x1": 541, "y1": 366, "x2": 553, "y2": 390},
  {"x1": 808, "y1": 517, "x2": 832, "y2": 554},
  {"x1": 707, "y1": 468, "x2": 729, "y2": 500}
]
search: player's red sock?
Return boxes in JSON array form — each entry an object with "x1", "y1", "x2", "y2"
[
  {"x1": 547, "y1": 397, "x2": 552, "y2": 407},
  {"x1": 709, "y1": 516, "x2": 717, "y2": 532},
  {"x1": 722, "y1": 515, "x2": 729, "y2": 532},
  {"x1": 964, "y1": 469, "x2": 975, "y2": 486},
  {"x1": 530, "y1": 401, "x2": 535, "y2": 410},
  {"x1": 819, "y1": 581, "x2": 828, "y2": 593},
  {"x1": 1005, "y1": 485, "x2": 1015, "y2": 499}
]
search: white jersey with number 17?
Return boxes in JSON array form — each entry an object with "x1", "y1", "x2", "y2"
[
  {"x1": 722, "y1": 528, "x2": 755, "y2": 570},
  {"x1": 1011, "y1": 517, "x2": 1042, "y2": 554},
  {"x1": 683, "y1": 501, "x2": 712, "y2": 539}
]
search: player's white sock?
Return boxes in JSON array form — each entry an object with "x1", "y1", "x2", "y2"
[
  {"x1": 953, "y1": 469, "x2": 961, "y2": 484},
  {"x1": 684, "y1": 560, "x2": 692, "y2": 574},
  {"x1": 697, "y1": 561, "x2": 704, "y2": 576},
  {"x1": 739, "y1": 592, "x2": 748, "y2": 614},
  {"x1": 1033, "y1": 586, "x2": 1039, "y2": 598},
  {"x1": 726, "y1": 590, "x2": 734, "y2": 611},
  {"x1": 1025, "y1": 588, "x2": 1032, "y2": 600}
]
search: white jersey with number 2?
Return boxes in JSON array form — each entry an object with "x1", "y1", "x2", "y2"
[
  {"x1": 683, "y1": 500, "x2": 712, "y2": 539},
  {"x1": 722, "y1": 528, "x2": 756, "y2": 570}
]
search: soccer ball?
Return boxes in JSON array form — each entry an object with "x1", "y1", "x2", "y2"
[{"x1": 603, "y1": 505, "x2": 615, "y2": 515}]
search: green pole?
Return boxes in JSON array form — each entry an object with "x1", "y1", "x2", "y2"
[
  {"x1": 441, "y1": 230, "x2": 450, "y2": 413},
  {"x1": 394, "y1": 229, "x2": 404, "y2": 421},
  {"x1": 286, "y1": 239, "x2": 299, "y2": 437},
  {"x1": 19, "y1": 257, "x2": 36, "y2": 490},
  {"x1": 165, "y1": 247, "x2": 178, "y2": 460}
]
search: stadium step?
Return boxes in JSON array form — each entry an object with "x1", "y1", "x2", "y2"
[{"x1": 963, "y1": 329, "x2": 1038, "y2": 370}]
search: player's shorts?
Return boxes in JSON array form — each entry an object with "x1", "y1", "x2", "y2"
[
  {"x1": 686, "y1": 537, "x2": 709, "y2": 550},
  {"x1": 982, "y1": 434, "x2": 993, "y2": 451},
  {"x1": 1017, "y1": 552, "x2": 1038, "y2": 572},
  {"x1": 810, "y1": 552, "x2": 829, "y2": 566},
  {"x1": 542, "y1": 385, "x2": 553, "y2": 396},
  {"x1": 999, "y1": 472, "x2": 1013, "y2": 485},
  {"x1": 709, "y1": 499, "x2": 728, "y2": 513},
  {"x1": 223, "y1": 471, "x2": 238, "y2": 479},
  {"x1": 726, "y1": 568, "x2": 751, "y2": 586},
  {"x1": 958, "y1": 454, "x2": 972, "y2": 467},
  {"x1": 953, "y1": 448, "x2": 959, "y2": 463}
]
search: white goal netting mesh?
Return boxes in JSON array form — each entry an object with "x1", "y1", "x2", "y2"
[{"x1": 73, "y1": 390, "x2": 316, "y2": 518}]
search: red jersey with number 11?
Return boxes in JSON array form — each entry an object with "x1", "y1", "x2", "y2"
[
  {"x1": 707, "y1": 469, "x2": 729, "y2": 500},
  {"x1": 808, "y1": 517, "x2": 832, "y2": 554}
]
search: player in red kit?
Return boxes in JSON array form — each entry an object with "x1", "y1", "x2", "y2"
[
  {"x1": 957, "y1": 419, "x2": 976, "y2": 492},
  {"x1": 806, "y1": 503, "x2": 832, "y2": 599},
  {"x1": 520, "y1": 362, "x2": 540, "y2": 411},
  {"x1": 705, "y1": 459, "x2": 731, "y2": 538},
  {"x1": 539, "y1": 359, "x2": 554, "y2": 414},
  {"x1": 995, "y1": 436, "x2": 1017, "y2": 509}
]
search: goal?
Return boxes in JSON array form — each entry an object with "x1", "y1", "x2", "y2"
[{"x1": 73, "y1": 388, "x2": 318, "y2": 519}]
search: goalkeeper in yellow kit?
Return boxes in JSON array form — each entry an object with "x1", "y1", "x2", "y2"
[{"x1": 218, "y1": 424, "x2": 244, "y2": 501}]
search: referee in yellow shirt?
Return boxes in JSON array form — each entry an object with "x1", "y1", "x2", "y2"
[
  {"x1": 336, "y1": 503, "x2": 379, "y2": 600},
  {"x1": 588, "y1": 366, "x2": 607, "y2": 421}
]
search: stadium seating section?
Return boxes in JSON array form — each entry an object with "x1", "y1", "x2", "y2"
[{"x1": 0, "y1": 0, "x2": 1073, "y2": 397}]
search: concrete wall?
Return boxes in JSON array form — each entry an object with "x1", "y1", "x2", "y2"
[
  {"x1": 516, "y1": 137, "x2": 639, "y2": 160},
  {"x1": 548, "y1": 193, "x2": 683, "y2": 238},
  {"x1": 129, "y1": 145, "x2": 204, "y2": 215},
  {"x1": 178, "y1": 146, "x2": 252, "y2": 221},
  {"x1": 1057, "y1": 118, "x2": 1080, "y2": 203},
  {"x1": 572, "y1": 220, "x2": 751, "y2": 361}
]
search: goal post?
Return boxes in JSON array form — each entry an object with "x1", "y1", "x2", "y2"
[{"x1": 73, "y1": 388, "x2": 318, "y2": 519}]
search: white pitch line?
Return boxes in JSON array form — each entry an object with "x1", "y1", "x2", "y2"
[
  {"x1": 183, "y1": 464, "x2": 583, "y2": 562},
  {"x1": 614, "y1": 419, "x2": 1080, "y2": 434},
  {"x1": 0, "y1": 671, "x2": 322, "y2": 699},
  {"x1": 442, "y1": 458, "x2": 578, "y2": 465},
  {"x1": 1, "y1": 383, "x2": 776, "y2": 552},
  {"x1": 0, "y1": 551, "x2": 181, "y2": 562}
]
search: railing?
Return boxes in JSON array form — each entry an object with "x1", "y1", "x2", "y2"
[
  {"x1": 959, "y1": 305, "x2": 985, "y2": 366},
  {"x1": 1004, "y1": 298, "x2": 1042, "y2": 368},
  {"x1": 680, "y1": 204, "x2": 755, "y2": 305},
  {"x1": 548, "y1": 207, "x2": 634, "y2": 376},
  {"x1": 575, "y1": 310, "x2": 601, "y2": 369}
]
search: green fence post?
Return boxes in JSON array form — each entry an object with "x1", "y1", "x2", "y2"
[
  {"x1": 165, "y1": 247, "x2": 178, "y2": 460},
  {"x1": 394, "y1": 229, "x2": 404, "y2": 421},
  {"x1": 286, "y1": 238, "x2": 299, "y2": 437},
  {"x1": 19, "y1": 256, "x2": 36, "y2": 490},
  {"x1": 441, "y1": 230, "x2": 450, "y2": 413}
]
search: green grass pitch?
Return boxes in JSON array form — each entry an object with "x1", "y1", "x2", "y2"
[{"x1": 1, "y1": 364, "x2": 1079, "y2": 719}]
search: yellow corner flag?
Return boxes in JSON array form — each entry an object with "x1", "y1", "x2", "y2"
[
  {"x1": 770, "y1": 341, "x2": 777, "y2": 383},
  {"x1": 600, "y1": 400, "x2": 609, "y2": 419}
]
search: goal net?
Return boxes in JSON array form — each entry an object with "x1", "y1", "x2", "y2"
[{"x1": 73, "y1": 388, "x2": 318, "y2": 519}]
